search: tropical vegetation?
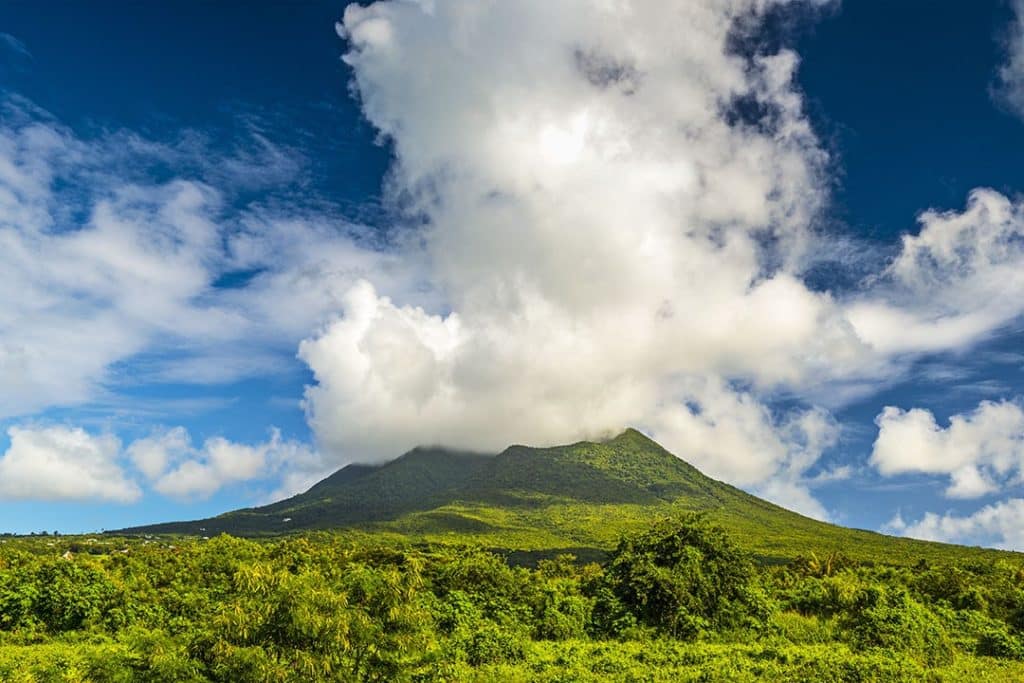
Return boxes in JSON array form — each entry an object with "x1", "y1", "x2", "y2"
[
  {"x1": 6, "y1": 430, "x2": 1024, "y2": 680},
  {"x1": 3, "y1": 514, "x2": 1024, "y2": 681}
]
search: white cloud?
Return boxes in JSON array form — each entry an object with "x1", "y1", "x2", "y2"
[
  {"x1": 7, "y1": 0, "x2": 1024, "y2": 523},
  {"x1": 295, "y1": 0, "x2": 857, "y2": 517},
  {"x1": 0, "y1": 98, "x2": 401, "y2": 417},
  {"x1": 0, "y1": 425, "x2": 140, "y2": 502},
  {"x1": 884, "y1": 499, "x2": 1024, "y2": 551},
  {"x1": 127, "y1": 426, "x2": 191, "y2": 481},
  {"x1": 0, "y1": 96, "x2": 401, "y2": 507},
  {"x1": 806, "y1": 464, "x2": 853, "y2": 485},
  {"x1": 132, "y1": 427, "x2": 328, "y2": 500},
  {"x1": 647, "y1": 386, "x2": 840, "y2": 520},
  {"x1": 871, "y1": 399, "x2": 1024, "y2": 499},
  {"x1": 0, "y1": 33, "x2": 31, "y2": 60},
  {"x1": 0, "y1": 423, "x2": 325, "y2": 504},
  {"x1": 848, "y1": 189, "x2": 1024, "y2": 354},
  {"x1": 296, "y1": 1, "x2": 1024, "y2": 522},
  {"x1": 995, "y1": 0, "x2": 1024, "y2": 119}
]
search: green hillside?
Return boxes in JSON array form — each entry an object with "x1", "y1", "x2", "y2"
[{"x1": 115, "y1": 429, "x2": 1020, "y2": 566}]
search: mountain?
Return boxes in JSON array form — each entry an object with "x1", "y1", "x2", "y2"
[{"x1": 114, "y1": 429, "x2": 1021, "y2": 566}]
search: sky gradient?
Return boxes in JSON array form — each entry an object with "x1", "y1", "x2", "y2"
[{"x1": 2, "y1": 0, "x2": 1024, "y2": 548}]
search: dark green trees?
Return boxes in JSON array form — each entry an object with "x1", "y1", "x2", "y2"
[{"x1": 599, "y1": 514, "x2": 770, "y2": 638}]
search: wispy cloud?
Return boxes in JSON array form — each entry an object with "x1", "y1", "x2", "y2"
[
  {"x1": 993, "y1": 0, "x2": 1024, "y2": 119},
  {"x1": 0, "y1": 95, "x2": 404, "y2": 420},
  {"x1": 0, "y1": 33, "x2": 31, "y2": 61}
]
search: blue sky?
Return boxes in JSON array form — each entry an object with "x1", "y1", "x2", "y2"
[{"x1": 3, "y1": 1, "x2": 1024, "y2": 548}]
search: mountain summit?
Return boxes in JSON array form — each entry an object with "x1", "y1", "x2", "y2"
[{"x1": 115, "y1": 429, "x2": 1019, "y2": 565}]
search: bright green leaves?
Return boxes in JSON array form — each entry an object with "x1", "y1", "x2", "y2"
[
  {"x1": 198, "y1": 561, "x2": 437, "y2": 681},
  {"x1": 0, "y1": 558, "x2": 117, "y2": 633},
  {"x1": 3, "y1": 521, "x2": 1024, "y2": 680},
  {"x1": 600, "y1": 514, "x2": 771, "y2": 639}
]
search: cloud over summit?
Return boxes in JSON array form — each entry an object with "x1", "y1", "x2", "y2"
[
  {"x1": 301, "y1": 0, "x2": 852, "y2": 517},
  {"x1": 295, "y1": 0, "x2": 1024, "y2": 522}
]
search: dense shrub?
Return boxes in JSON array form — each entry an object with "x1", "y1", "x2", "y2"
[
  {"x1": 770, "y1": 611, "x2": 838, "y2": 644},
  {"x1": 2, "y1": 522, "x2": 1024, "y2": 680},
  {"x1": 786, "y1": 574, "x2": 861, "y2": 618},
  {"x1": 976, "y1": 624, "x2": 1024, "y2": 659},
  {"x1": 601, "y1": 514, "x2": 772, "y2": 638},
  {"x1": 464, "y1": 621, "x2": 527, "y2": 666},
  {"x1": 532, "y1": 583, "x2": 592, "y2": 640},
  {"x1": 845, "y1": 586, "x2": 953, "y2": 666},
  {"x1": 0, "y1": 559, "x2": 119, "y2": 633}
]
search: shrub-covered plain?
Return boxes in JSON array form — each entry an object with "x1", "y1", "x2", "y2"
[{"x1": 3, "y1": 515, "x2": 1024, "y2": 681}]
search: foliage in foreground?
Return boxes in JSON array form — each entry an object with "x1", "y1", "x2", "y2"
[{"x1": 2, "y1": 515, "x2": 1024, "y2": 681}]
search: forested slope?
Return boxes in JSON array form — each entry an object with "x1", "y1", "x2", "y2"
[{"x1": 116, "y1": 429, "x2": 1022, "y2": 567}]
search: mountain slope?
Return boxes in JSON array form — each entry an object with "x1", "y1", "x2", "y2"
[{"x1": 115, "y1": 429, "x2": 1022, "y2": 566}]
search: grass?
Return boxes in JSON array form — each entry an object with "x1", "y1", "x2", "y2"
[
  {"x1": 439, "y1": 640, "x2": 1024, "y2": 682},
  {"x1": 5, "y1": 637, "x2": 1024, "y2": 683}
]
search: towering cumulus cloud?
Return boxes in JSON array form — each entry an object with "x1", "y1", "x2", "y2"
[{"x1": 300, "y1": 0, "x2": 848, "y2": 518}]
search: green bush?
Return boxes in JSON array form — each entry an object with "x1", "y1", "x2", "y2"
[
  {"x1": 0, "y1": 559, "x2": 119, "y2": 634},
  {"x1": 771, "y1": 611, "x2": 838, "y2": 645},
  {"x1": 532, "y1": 582, "x2": 592, "y2": 640},
  {"x1": 846, "y1": 586, "x2": 953, "y2": 666},
  {"x1": 977, "y1": 625, "x2": 1024, "y2": 659},
  {"x1": 602, "y1": 514, "x2": 772, "y2": 639},
  {"x1": 2, "y1": 525, "x2": 1024, "y2": 681},
  {"x1": 464, "y1": 621, "x2": 527, "y2": 666},
  {"x1": 786, "y1": 574, "x2": 861, "y2": 618}
]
